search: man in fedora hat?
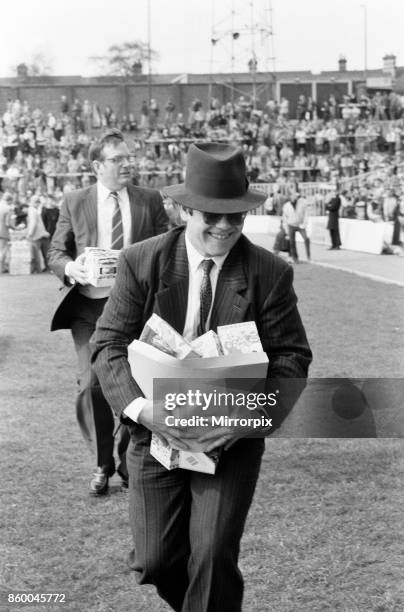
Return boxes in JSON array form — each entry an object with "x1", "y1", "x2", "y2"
[{"x1": 93, "y1": 143, "x2": 312, "y2": 611}]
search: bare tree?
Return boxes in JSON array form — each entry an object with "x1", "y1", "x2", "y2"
[
  {"x1": 90, "y1": 41, "x2": 159, "y2": 77},
  {"x1": 28, "y1": 53, "x2": 54, "y2": 76}
]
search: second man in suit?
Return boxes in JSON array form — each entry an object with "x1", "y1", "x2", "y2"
[{"x1": 48, "y1": 128, "x2": 169, "y2": 495}]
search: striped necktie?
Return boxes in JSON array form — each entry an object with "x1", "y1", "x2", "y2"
[
  {"x1": 197, "y1": 259, "x2": 215, "y2": 336},
  {"x1": 110, "y1": 191, "x2": 124, "y2": 250}
]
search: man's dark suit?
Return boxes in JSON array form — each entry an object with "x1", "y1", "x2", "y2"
[
  {"x1": 93, "y1": 226, "x2": 312, "y2": 611},
  {"x1": 48, "y1": 182, "x2": 168, "y2": 479},
  {"x1": 326, "y1": 195, "x2": 342, "y2": 248}
]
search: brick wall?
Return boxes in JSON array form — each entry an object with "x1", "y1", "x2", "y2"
[
  {"x1": 0, "y1": 77, "x2": 351, "y2": 120},
  {"x1": 0, "y1": 78, "x2": 277, "y2": 119},
  {"x1": 316, "y1": 82, "x2": 349, "y2": 104},
  {"x1": 17, "y1": 86, "x2": 70, "y2": 114}
]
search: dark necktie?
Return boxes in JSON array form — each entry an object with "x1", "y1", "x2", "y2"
[
  {"x1": 110, "y1": 191, "x2": 124, "y2": 250},
  {"x1": 197, "y1": 259, "x2": 214, "y2": 336}
]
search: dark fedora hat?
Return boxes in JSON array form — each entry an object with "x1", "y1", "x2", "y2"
[{"x1": 163, "y1": 143, "x2": 266, "y2": 213}]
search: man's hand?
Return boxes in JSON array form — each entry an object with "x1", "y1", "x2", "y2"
[
  {"x1": 138, "y1": 402, "x2": 272, "y2": 454},
  {"x1": 196, "y1": 426, "x2": 241, "y2": 453},
  {"x1": 67, "y1": 253, "x2": 90, "y2": 285},
  {"x1": 137, "y1": 400, "x2": 200, "y2": 451},
  {"x1": 197, "y1": 413, "x2": 272, "y2": 453}
]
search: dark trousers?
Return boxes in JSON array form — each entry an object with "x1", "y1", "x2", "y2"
[
  {"x1": 30, "y1": 236, "x2": 50, "y2": 273},
  {"x1": 127, "y1": 430, "x2": 265, "y2": 612},
  {"x1": 272, "y1": 227, "x2": 290, "y2": 255},
  {"x1": 70, "y1": 293, "x2": 129, "y2": 477},
  {"x1": 329, "y1": 227, "x2": 341, "y2": 248},
  {"x1": 287, "y1": 225, "x2": 311, "y2": 262}
]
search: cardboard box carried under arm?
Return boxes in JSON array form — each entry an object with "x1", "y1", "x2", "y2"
[{"x1": 127, "y1": 340, "x2": 269, "y2": 473}]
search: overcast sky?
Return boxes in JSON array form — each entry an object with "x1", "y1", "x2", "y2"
[{"x1": 0, "y1": 0, "x2": 403, "y2": 78}]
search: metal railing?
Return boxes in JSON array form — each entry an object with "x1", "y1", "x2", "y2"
[{"x1": 250, "y1": 181, "x2": 335, "y2": 216}]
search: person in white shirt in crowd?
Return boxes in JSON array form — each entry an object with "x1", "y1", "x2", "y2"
[
  {"x1": 282, "y1": 191, "x2": 311, "y2": 263},
  {"x1": 339, "y1": 190, "x2": 349, "y2": 217},
  {"x1": 382, "y1": 189, "x2": 398, "y2": 222},
  {"x1": 0, "y1": 192, "x2": 14, "y2": 273},
  {"x1": 366, "y1": 197, "x2": 383, "y2": 222},
  {"x1": 386, "y1": 125, "x2": 397, "y2": 156},
  {"x1": 315, "y1": 125, "x2": 326, "y2": 153},
  {"x1": 279, "y1": 142, "x2": 294, "y2": 166},
  {"x1": 325, "y1": 122, "x2": 338, "y2": 156},
  {"x1": 279, "y1": 97, "x2": 289, "y2": 118},
  {"x1": 26, "y1": 195, "x2": 50, "y2": 273},
  {"x1": 295, "y1": 122, "x2": 307, "y2": 152},
  {"x1": 395, "y1": 195, "x2": 404, "y2": 252}
]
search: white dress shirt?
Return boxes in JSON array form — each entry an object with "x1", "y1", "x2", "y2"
[
  {"x1": 96, "y1": 183, "x2": 131, "y2": 249},
  {"x1": 282, "y1": 197, "x2": 309, "y2": 229},
  {"x1": 124, "y1": 232, "x2": 230, "y2": 423},
  {"x1": 182, "y1": 234, "x2": 228, "y2": 341},
  {"x1": 65, "y1": 182, "x2": 131, "y2": 299}
]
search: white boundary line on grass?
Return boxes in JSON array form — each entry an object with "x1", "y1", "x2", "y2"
[{"x1": 309, "y1": 260, "x2": 404, "y2": 288}]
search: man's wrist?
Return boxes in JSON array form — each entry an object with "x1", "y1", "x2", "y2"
[{"x1": 124, "y1": 396, "x2": 149, "y2": 423}]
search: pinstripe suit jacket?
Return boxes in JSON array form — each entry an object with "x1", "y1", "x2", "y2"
[
  {"x1": 93, "y1": 226, "x2": 312, "y2": 421},
  {"x1": 48, "y1": 182, "x2": 168, "y2": 330}
]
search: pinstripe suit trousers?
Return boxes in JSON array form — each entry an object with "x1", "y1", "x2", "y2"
[{"x1": 126, "y1": 430, "x2": 265, "y2": 612}]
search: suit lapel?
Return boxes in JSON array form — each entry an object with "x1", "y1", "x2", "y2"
[
  {"x1": 154, "y1": 232, "x2": 189, "y2": 333},
  {"x1": 82, "y1": 185, "x2": 98, "y2": 244},
  {"x1": 127, "y1": 185, "x2": 145, "y2": 243}
]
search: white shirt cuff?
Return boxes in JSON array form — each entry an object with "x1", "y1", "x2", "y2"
[{"x1": 124, "y1": 396, "x2": 149, "y2": 423}]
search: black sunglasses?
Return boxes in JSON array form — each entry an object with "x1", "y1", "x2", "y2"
[{"x1": 201, "y1": 211, "x2": 248, "y2": 226}]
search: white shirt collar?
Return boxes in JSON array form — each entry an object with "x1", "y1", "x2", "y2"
[
  {"x1": 185, "y1": 233, "x2": 229, "y2": 272},
  {"x1": 97, "y1": 181, "x2": 128, "y2": 202}
]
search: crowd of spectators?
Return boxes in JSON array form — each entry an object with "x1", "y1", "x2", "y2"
[{"x1": 0, "y1": 90, "x2": 403, "y2": 255}]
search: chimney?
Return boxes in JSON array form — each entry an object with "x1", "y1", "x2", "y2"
[
  {"x1": 382, "y1": 54, "x2": 396, "y2": 77},
  {"x1": 338, "y1": 56, "x2": 347, "y2": 72},
  {"x1": 132, "y1": 60, "x2": 143, "y2": 82},
  {"x1": 16, "y1": 63, "x2": 28, "y2": 79},
  {"x1": 132, "y1": 60, "x2": 143, "y2": 75}
]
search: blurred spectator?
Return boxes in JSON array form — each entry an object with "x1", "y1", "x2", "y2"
[
  {"x1": 282, "y1": 191, "x2": 311, "y2": 262},
  {"x1": 279, "y1": 97, "x2": 289, "y2": 119},
  {"x1": 149, "y1": 99, "x2": 159, "y2": 129},
  {"x1": 26, "y1": 195, "x2": 50, "y2": 272},
  {"x1": 383, "y1": 189, "x2": 398, "y2": 221},
  {"x1": 165, "y1": 98, "x2": 176, "y2": 125},
  {"x1": 60, "y1": 95, "x2": 69, "y2": 115},
  {"x1": 366, "y1": 199, "x2": 383, "y2": 222},
  {"x1": 272, "y1": 218, "x2": 291, "y2": 260},
  {"x1": 0, "y1": 191, "x2": 14, "y2": 273},
  {"x1": 139, "y1": 100, "x2": 148, "y2": 129},
  {"x1": 325, "y1": 190, "x2": 342, "y2": 249},
  {"x1": 41, "y1": 194, "x2": 60, "y2": 238}
]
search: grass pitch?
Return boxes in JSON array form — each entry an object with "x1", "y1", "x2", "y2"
[{"x1": 0, "y1": 268, "x2": 403, "y2": 612}]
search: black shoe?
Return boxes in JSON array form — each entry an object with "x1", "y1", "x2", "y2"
[
  {"x1": 89, "y1": 467, "x2": 110, "y2": 495},
  {"x1": 117, "y1": 469, "x2": 129, "y2": 489}
]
